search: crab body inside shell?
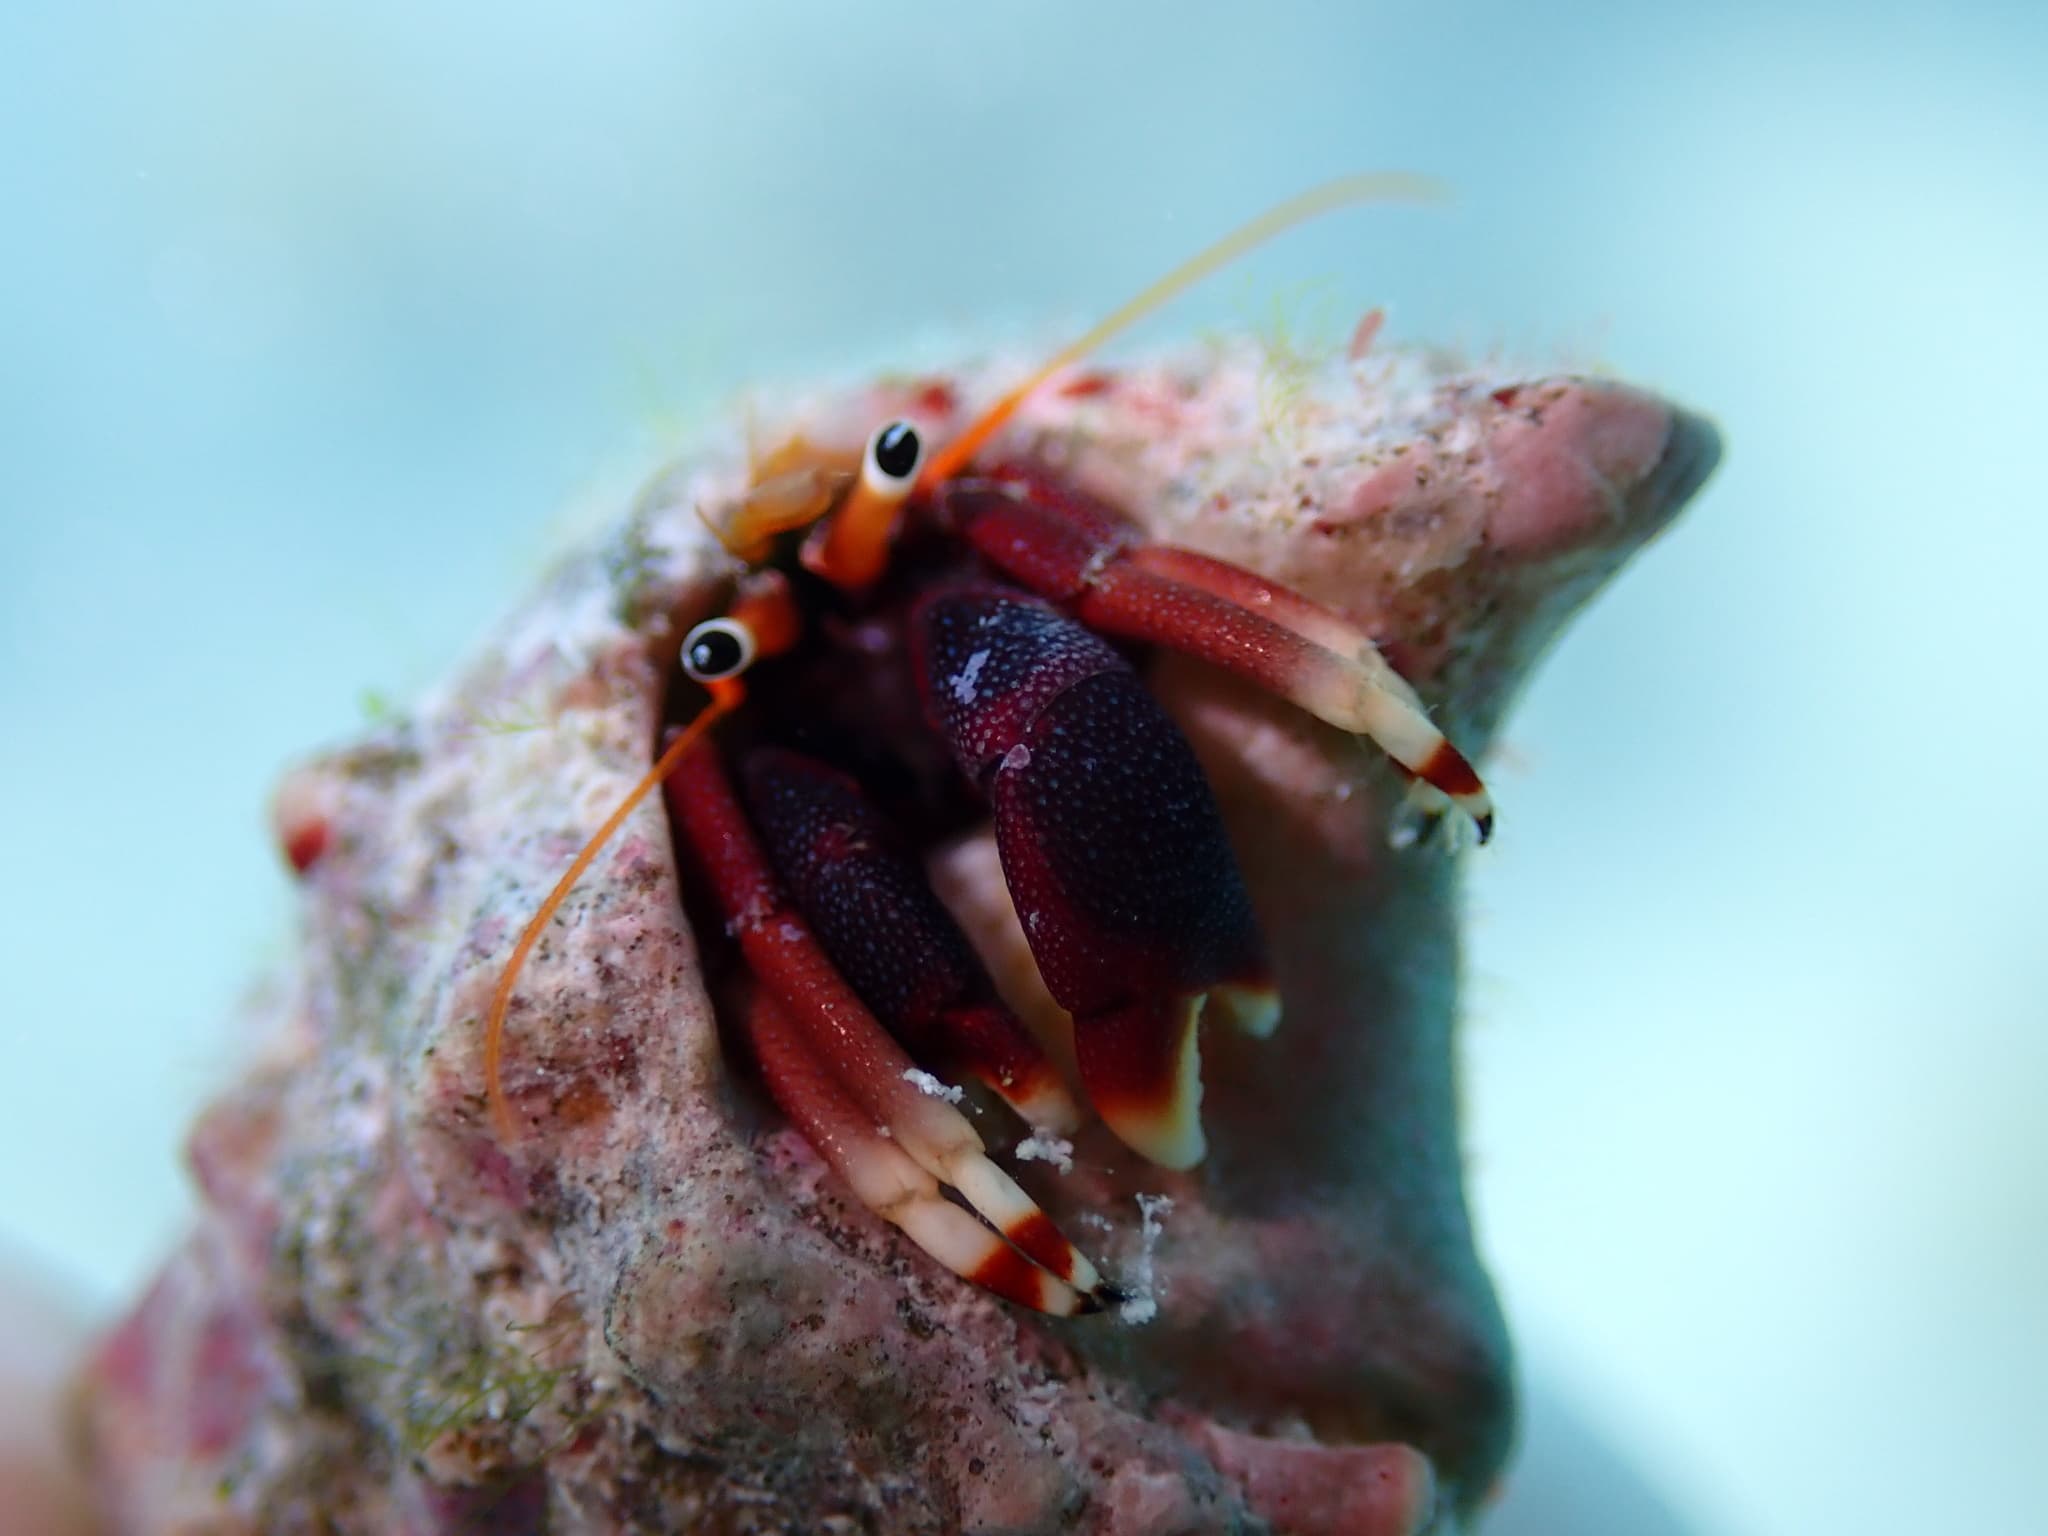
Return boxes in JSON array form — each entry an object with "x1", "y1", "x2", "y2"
[{"x1": 602, "y1": 421, "x2": 1494, "y2": 1327}]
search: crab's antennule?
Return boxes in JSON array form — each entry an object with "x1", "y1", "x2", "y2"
[
  {"x1": 706, "y1": 469, "x2": 854, "y2": 566},
  {"x1": 918, "y1": 172, "x2": 1446, "y2": 490},
  {"x1": 695, "y1": 499, "x2": 752, "y2": 560},
  {"x1": 484, "y1": 681, "x2": 744, "y2": 1143}
]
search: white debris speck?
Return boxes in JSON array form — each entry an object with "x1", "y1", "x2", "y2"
[
  {"x1": 949, "y1": 649, "x2": 990, "y2": 705},
  {"x1": 1000, "y1": 743, "x2": 1032, "y2": 772},
  {"x1": 1385, "y1": 803, "x2": 1426, "y2": 851},
  {"x1": 780, "y1": 923, "x2": 805, "y2": 942},
  {"x1": 1012, "y1": 1129, "x2": 1073, "y2": 1173},
  {"x1": 902, "y1": 1068, "x2": 965, "y2": 1103},
  {"x1": 1119, "y1": 1193, "x2": 1174, "y2": 1326}
]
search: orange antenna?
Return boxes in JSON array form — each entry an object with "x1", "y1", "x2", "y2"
[
  {"x1": 920, "y1": 172, "x2": 1446, "y2": 489},
  {"x1": 484, "y1": 681, "x2": 742, "y2": 1142}
]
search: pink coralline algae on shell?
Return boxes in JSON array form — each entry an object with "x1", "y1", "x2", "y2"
[{"x1": 77, "y1": 339, "x2": 1718, "y2": 1534}]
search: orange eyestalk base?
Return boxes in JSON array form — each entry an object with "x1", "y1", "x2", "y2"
[
  {"x1": 727, "y1": 570, "x2": 803, "y2": 656},
  {"x1": 803, "y1": 480, "x2": 902, "y2": 590}
]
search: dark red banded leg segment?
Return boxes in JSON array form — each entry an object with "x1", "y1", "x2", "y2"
[
  {"x1": 912, "y1": 586, "x2": 1276, "y2": 1169},
  {"x1": 662, "y1": 739, "x2": 1102, "y2": 1312},
  {"x1": 939, "y1": 471, "x2": 1493, "y2": 841},
  {"x1": 738, "y1": 747, "x2": 1081, "y2": 1132}
]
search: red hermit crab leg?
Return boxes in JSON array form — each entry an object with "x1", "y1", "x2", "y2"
[
  {"x1": 739, "y1": 987, "x2": 1090, "y2": 1317},
  {"x1": 1122, "y1": 544, "x2": 1473, "y2": 833},
  {"x1": 939, "y1": 471, "x2": 1495, "y2": 840},
  {"x1": 662, "y1": 737, "x2": 1106, "y2": 1308},
  {"x1": 738, "y1": 746, "x2": 1083, "y2": 1133},
  {"x1": 911, "y1": 585, "x2": 1277, "y2": 1170}
]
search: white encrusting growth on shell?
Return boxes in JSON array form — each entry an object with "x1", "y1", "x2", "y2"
[
  {"x1": 902, "y1": 1068, "x2": 966, "y2": 1104},
  {"x1": 1118, "y1": 1194, "x2": 1175, "y2": 1326},
  {"x1": 1012, "y1": 1129, "x2": 1074, "y2": 1174}
]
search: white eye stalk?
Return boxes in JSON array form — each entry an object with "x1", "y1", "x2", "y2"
[
  {"x1": 681, "y1": 617, "x2": 758, "y2": 683},
  {"x1": 862, "y1": 419, "x2": 924, "y2": 498}
]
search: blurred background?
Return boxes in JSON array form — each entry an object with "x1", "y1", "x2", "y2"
[{"x1": 3, "y1": 3, "x2": 2043, "y2": 1532}]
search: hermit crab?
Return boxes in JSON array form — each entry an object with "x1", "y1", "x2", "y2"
[
  {"x1": 83, "y1": 173, "x2": 1721, "y2": 1534},
  {"x1": 481, "y1": 177, "x2": 1496, "y2": 1318}
]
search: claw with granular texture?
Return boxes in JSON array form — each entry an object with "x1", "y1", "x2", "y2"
[{"x1": 912, "y1": 585, "x2": 1273, "y2": 1168}]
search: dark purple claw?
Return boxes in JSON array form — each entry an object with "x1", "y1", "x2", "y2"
[{"x1": 911, "y1": 585, "x2": 1275, "y2": 1167}]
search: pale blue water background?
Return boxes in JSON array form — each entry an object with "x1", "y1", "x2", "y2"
[{"x1": 4, "y1": 4, "x2": 2044, "y2": 1533}]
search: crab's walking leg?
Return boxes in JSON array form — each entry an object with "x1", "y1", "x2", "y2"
[
  {"x1": 940, "y1": 473, "x2": 1493, "y2": 840},
  {"x1": 739, "y1": 746, "x2": 1082, "y2": 1133},
  {"x1": 1126, "y1": 544, "x2": 1482, "y2": 832},
  {"x1": 913, "y1": 586, "x2": 1277, "y2": 1169},
  {"x1": 740, "y1": 987, "x2": 1089, "y2": 1316},
  {"x1": 662, "y1": 739, "x2": 1104, "y2": 1305}
]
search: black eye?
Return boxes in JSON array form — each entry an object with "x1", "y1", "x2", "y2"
[
  {"x1": 681, "y1": 617, "x2": 757, "y2": 682},
  {"x1": 865, "y1": 420, "x2": 923, "y2": 489}
]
